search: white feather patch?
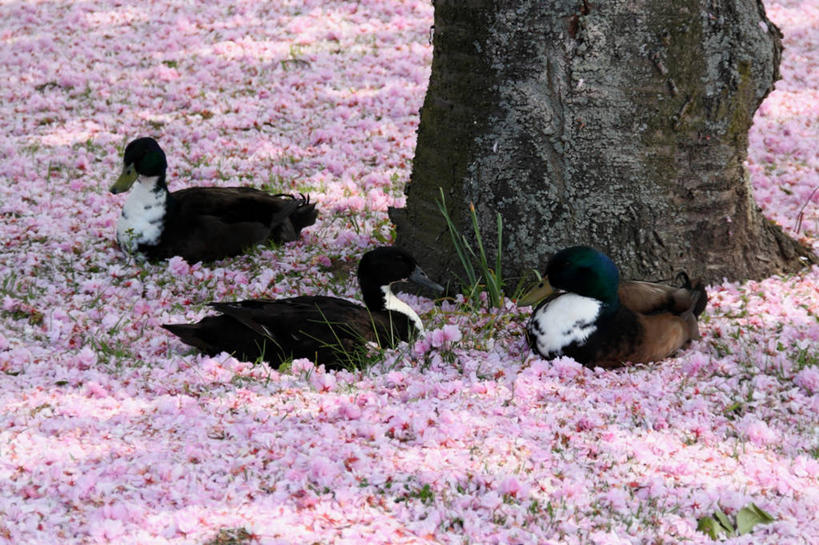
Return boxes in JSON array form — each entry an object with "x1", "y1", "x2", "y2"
[
  {"x1": 527, "y1": 293, "x2": 601, "y2": 356},
  {"x1": 116, "y1": 176, "x2": 167, "y2": 252},
  {"x1": 381, "y1": 285, "x2": 424, "y2": 332}
]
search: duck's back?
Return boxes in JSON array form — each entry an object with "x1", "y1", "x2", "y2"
[
  {"x1": 144, "y1": 188, "x2": 316, "y2": 262},
  {"x1": 172, "y1": 188, "x2": 299, "y2": 224},
  {"x1": 163, "y1": 295, "x2": 415, "y2": 368},
  {"x1": 172, "y1": 188, "x2": 317, "y2": 239},
  {"x1": 618, "y1": 278, "x2": 707, "y2": 316}
]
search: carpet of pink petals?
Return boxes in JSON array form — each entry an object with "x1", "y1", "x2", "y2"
[{"x1": 1, "y1": 1, "x2": 817, "y2": 544}]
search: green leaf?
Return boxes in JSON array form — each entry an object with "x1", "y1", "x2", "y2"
[
  {"x1": 697, "y1": 516, "x2": 725, "y2": 539},
  {"x1": 736, "y1": 503, "x2": 775, "y2": 535},
  {"x1": 749, "y1": 503, "x2": 775, "y2": 522},
  {"x1": 714, "y1": 508, "x2": 735, "y2": 535},
  {"x1": 698, "y1": 503, "x2": 776, "y2": 540}
]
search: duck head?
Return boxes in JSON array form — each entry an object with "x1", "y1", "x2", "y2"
[
  {"x1": 520, "y1": 246, "x2": 620, "y2": 307},
  {"x1": 110, "y1": 137, "x2": 168, "y2": 194},
  {"x1": 358, "y1": 247, "x2": 443, "y2": 312}
]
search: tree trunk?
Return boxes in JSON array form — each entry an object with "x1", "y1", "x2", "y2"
[{"x1": 389, "y1": 0, "x2": 815, "y2": 288}]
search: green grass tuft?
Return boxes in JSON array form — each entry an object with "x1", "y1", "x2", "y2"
[{"x1": 436, "y1": 188, "x2": 506, "y2": 309}]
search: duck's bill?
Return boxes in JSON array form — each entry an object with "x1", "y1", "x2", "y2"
[
  {"x1": 110, "y1": 164, "x2": 138, "y2": 194},
  {"x1": 518, "y1": 278, "x2": 554, "y2": 306},
  {"x1": 409, "y1": 266, "x2": 444, "y2": 294}
]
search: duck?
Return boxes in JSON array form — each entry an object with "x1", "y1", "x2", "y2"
[
  {"x1": 519, "y1": 246, "x2": 707, "y2": 369},
  {"x1": 162, "y1": 246, "x2": 444, "y2": 368},
  {"x1": 110, "y1": 137, "x2": 317, "y2": 262}
]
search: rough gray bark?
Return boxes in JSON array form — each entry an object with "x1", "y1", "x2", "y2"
[{"x1": 389, "y1": 0, "x2": 815, "y2": 288}]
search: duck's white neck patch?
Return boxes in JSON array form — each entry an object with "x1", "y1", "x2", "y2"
[
  {"x1": 381, "y1": 285, "x2": 424, "y2": 332},
  {"x1": 527, "y1": 293, "x2": 601, "y2": 357},
  {"x1": 116, "y1": 176, "x2": 167, "y2": 253}
]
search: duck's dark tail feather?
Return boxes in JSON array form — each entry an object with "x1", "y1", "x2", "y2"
[
  {"x1": 266, "y1": 193, "x2": 318, "y2": 238},
  {"x1": 689, "y1": 280, "x2": 708, "y2": 318},
  {"x1": 675, "y1": 271, "x2": 708, "y2": 318},
  {"x1": 290, "y1": 193, "x2": 318, "y2": 233},
  {"x1": 162, "y1": 322, "x2": 220, "y2": 355}
]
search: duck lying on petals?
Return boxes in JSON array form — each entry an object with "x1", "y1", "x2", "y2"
[
  {"x1": 162, "y1": 247, "x2": 443, "y2": 368},
  {"x1": 111, "y1": 137, "x2": 317, "y2": 262},
  {"x1": 520, "y1": 246, "x2": 707, "y2": 369}
]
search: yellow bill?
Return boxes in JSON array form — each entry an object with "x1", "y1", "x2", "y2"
[
  {"x1": 110, "y1": 164, "x2": 138, "y2": 194},
  {"x1": 518, "y1": 278, "x2": 554, "y2": 307}
]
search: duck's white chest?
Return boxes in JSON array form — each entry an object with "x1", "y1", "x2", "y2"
[
  {"x1": 527, "y1": 293, "x2": 601, "y2": 357},
  {"x1": 116, "y1": 181, "x2": 167, "y2": 252}
]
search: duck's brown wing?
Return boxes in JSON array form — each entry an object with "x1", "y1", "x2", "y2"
[
  {"x1": 573, "y1": 297, "x2": 701, "y2": 369},
  {"x1": 611, "y1": 280, "x2": 704, "y2": 365},
  {"x1": 622, "y1": 311, "x2": 699, "y2": 364},
  {"x1": 618, "y1": 279, "x2": 707, "y2": 316}
]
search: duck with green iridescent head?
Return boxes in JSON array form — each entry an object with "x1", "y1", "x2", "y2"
[{"x1": 519, "y1": 246, "x2": 707, "y2": 369}]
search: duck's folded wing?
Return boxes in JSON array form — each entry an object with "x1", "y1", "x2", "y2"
[
  {"x1": 163, "y1": 312, "x2": 285, "y2": 359},
  {"x1": 212, "y1": 297, "x2": 378, "y2": 348},
  {"x1": 215, "y1": 297, "x2": 387, "y2": 367},
  {"x1": 630, "y1": 311, "x2": 698, "y2": 363},
  {"x1": 173, "y1": 188, "x2": 315, "y2": 228},
  {"x1": 150, "y1": 213, "x2": 270, "y2": 262},
  {"x1": 619, "y1": 280, "x2": 703, "y2": 315}
]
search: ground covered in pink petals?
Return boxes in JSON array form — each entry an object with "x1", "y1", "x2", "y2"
[{"x1": 1, "y1": 1, "x2": 817, "y2": 544}]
